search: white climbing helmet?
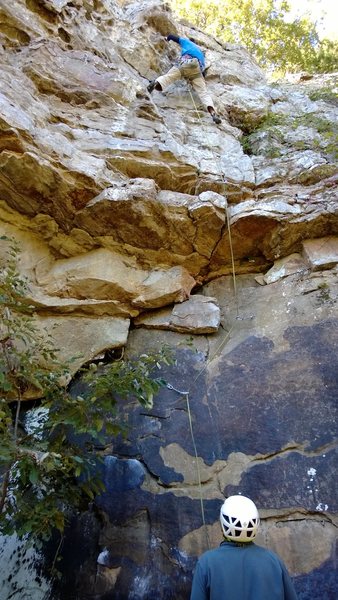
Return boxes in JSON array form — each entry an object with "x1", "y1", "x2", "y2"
[{"x1": 220, "y1": 495, "x2": 260, "y2": 542}]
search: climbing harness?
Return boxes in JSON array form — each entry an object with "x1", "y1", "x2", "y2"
[{"x1": 178, "y1": 56, "x2": 202, "y2": 80}]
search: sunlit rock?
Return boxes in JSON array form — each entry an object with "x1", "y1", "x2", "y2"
[
  {"x1": 0, "y1": 1, "x2": 337, "y2": 598},
  {"x1": 263, "y1": 253, "x2": 308, "y2": 284},
  {"x1": 302, "y1": 236, "x2": 338, "y2": 270},
  {"x1": 135, "y1": 294, "x2": 221, "y2": 333}
]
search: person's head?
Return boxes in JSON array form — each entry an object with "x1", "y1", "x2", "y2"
[{"x1": 220, "y1": 495, "x2": 260, "y2": 543}]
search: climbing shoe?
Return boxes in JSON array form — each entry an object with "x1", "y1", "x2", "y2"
[
  {"x1": 147, "y1": 80, "x2": 157, "y2": 94},
  {"x1": 212, "y1": 114, "x2": 222, "y2": 125}
]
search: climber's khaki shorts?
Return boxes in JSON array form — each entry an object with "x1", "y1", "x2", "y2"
[{"x1": 156, "y1": 58, "x2": 215, "y2": 111}]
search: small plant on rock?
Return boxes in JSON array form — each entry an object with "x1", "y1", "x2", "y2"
[
  {"x1": 317, "y1": 282, "x2": 333, "y2": 305},
  {"x1": 239, "y1": 112, "x2": 287, "y2": 155},
  {"x1": 308, "y1": 88, "x2": 338, "y2": 106}
]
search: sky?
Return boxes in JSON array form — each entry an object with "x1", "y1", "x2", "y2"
[{"x1": 284, "y1": 0, "x2": 338, "y2": 40}]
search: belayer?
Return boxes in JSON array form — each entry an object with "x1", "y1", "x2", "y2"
[
  {"x1": 147, "y1": 34, "x2": 222, "y2": 125},
  {"x1": 190, "y1": 495, "x2": 298, "y2": 600}
]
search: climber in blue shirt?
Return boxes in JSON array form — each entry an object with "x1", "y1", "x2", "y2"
[
  {"x1": 173, "y1": 35, "x2": 206, "y2": 70},
  {"x1": 190, "y1": 495, "x2": 298, "y2": 600},
  {"x1": 147, "y1": 34, "x2": 222, "y2": 125}
]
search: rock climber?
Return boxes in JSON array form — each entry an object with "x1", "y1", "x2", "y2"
[
  {"x1": 147, "y1": 34, "x2": 222, "y2": 125},
  {"x1": 190, "y1": 495, "x2": 298, "y2": 600}
]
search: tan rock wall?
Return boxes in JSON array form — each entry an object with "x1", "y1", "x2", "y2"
[{"x1": 0, "y1": 1, "x2": 337, "y2": 599}]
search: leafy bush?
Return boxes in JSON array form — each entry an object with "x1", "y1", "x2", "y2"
[{"x1": 0, "y1": 236, "x2": 173, "y2": 543}]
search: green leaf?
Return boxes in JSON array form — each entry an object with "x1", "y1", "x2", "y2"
[
  {"x1": 94, "y1": 417, "x2": 104, "y2": 432},
  {"x1": 29, "y1": 467, "x2": 39, "y2": 484}
]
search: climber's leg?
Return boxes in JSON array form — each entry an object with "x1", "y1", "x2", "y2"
[
  {"x1": 147, "y1": 66, "x2": 182, "y2": 94},
  {"x1": 191, "y1": 75, "x2": 221, "y2": 124}
]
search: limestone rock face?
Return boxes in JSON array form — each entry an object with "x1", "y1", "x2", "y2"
[
  {"x1": 0, "y1": 1, "x2": 337, "y2": 600},
  {"x1": 262, "y1": 253, "x2": 307, "y2": 284},
  {"x1": 60, "y1": 265, "x2": 338, "y2": 600},
  {"x1": 302, "y1": 236, "x2": 338, "y2": 270},
  {"x1": 1, "y1": 0, "x2": 336, "y2": 282},
  {"x1": 35, "y1": 247, "x2": 195, "y2": 309},
  {"x1": 35, "y1": 314, "x2": 130, "y2": 380},
  {"x1": 135, "y1": 294, "x2": 221, "y2": 333}
]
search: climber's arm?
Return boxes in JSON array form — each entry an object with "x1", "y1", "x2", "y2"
[{"x1": 166, "y1": 34, "x2": 180, "y2": 44}]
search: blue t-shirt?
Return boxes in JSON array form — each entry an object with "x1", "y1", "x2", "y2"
[
  {"x1": 190, "y1": 542, "x2": 298, "y2": 600},
  {"x1": 178, "y1": 37, "x2": 206, "y2": 70}
]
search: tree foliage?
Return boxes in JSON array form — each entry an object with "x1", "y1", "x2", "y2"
[
  {"x1": 0, "y1": 236, "x2": 173, "y2": 543},
  {"x1": 171, "y1": 0, "x2": 338, "y2": 75}
]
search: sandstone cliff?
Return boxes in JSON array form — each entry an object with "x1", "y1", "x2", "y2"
[{"x1": 0, "y1": 1, "x2": 337, "y2": 599}]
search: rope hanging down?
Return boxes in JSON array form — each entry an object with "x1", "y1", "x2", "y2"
[
  {"x1": 166, "y1": 323, "x2": 236, "y2": 550},
  {"x1": 187, "y1": 86, "x2": 239, "y2": 317},
  {"x1": 166, "y1": 88, "x2": 242, "y2": 550},
  {"x1": 167, "y1": 383, "x2": 210, "y2": 549}
]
